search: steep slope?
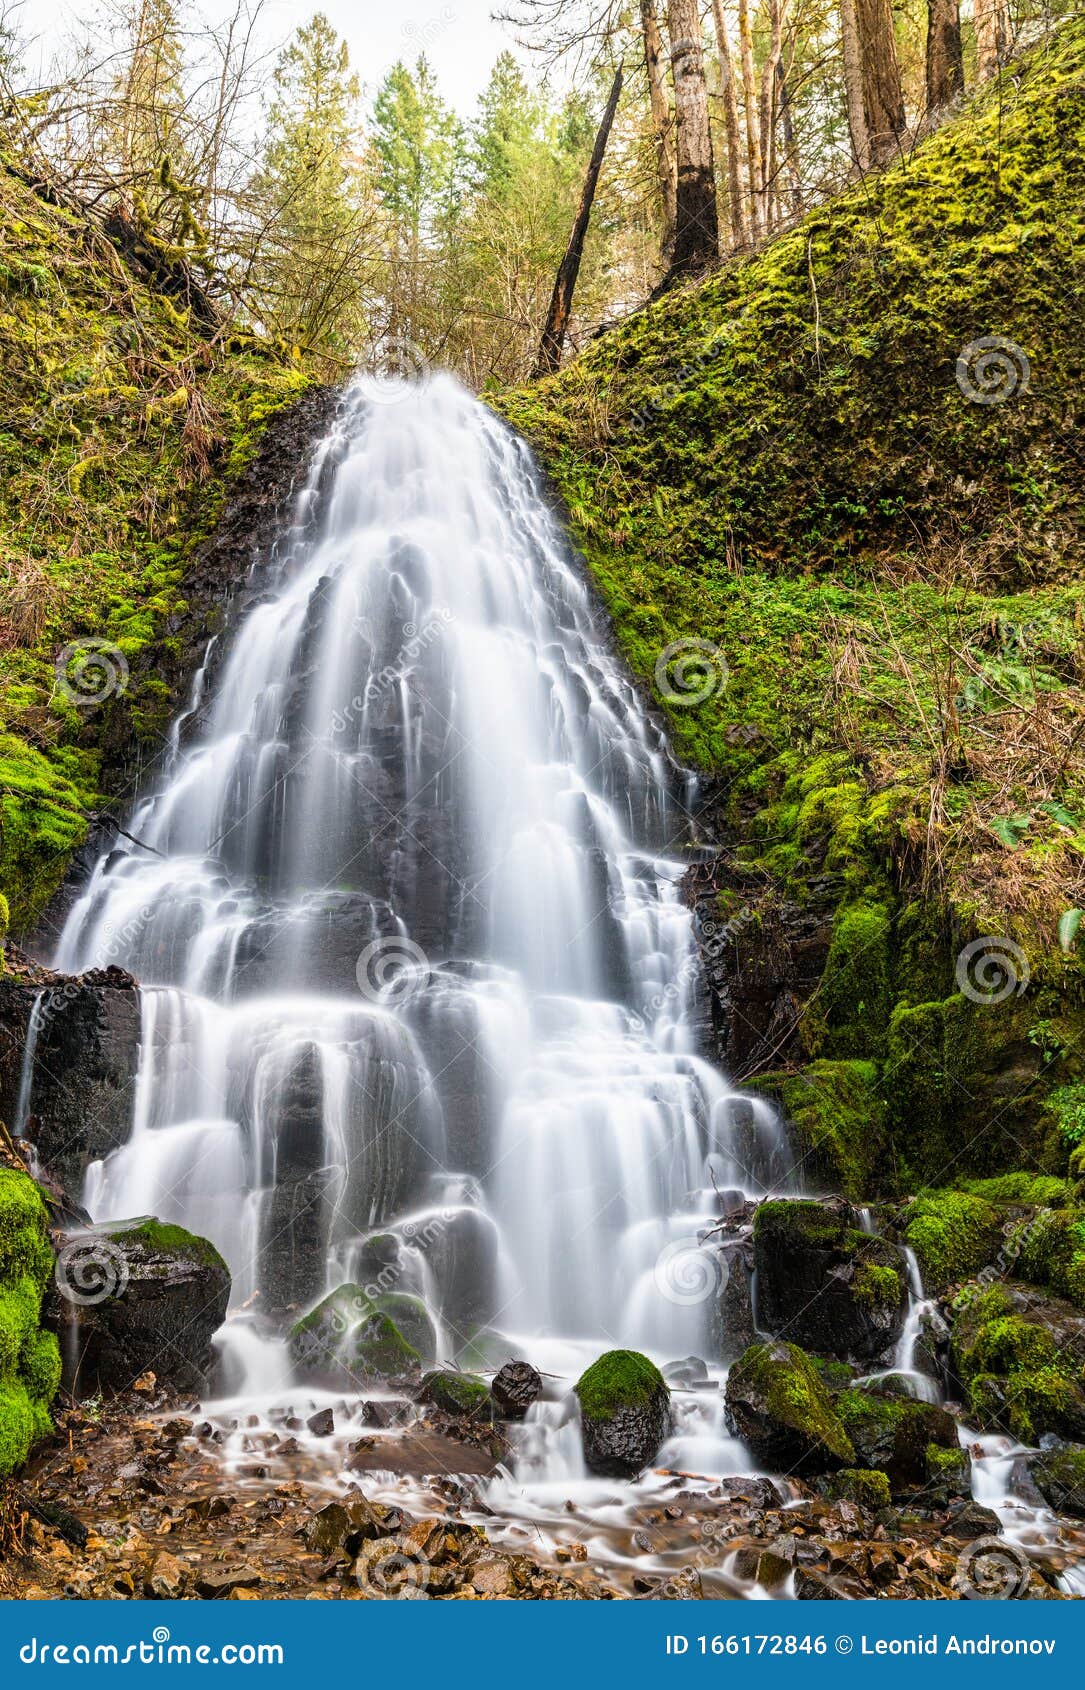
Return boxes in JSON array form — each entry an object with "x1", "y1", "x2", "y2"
[
  {"x1": 497, "y1": 22, "x2": 1085, "y2": 1193},
  {"x1": 0, "y1": 156, "x2": 310, "y2": 934}
]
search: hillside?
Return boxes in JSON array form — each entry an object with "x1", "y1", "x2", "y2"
[
  {"x1": 0, "y1": 156, "x2": 309, "y2": 935},
  {"x1": 497, "y1": 21, "x2": 1085, "y2": 1192}
]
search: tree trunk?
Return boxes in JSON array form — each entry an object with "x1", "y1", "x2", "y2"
[
  {"x1": 737, "y1": 0, "x2": 764, "y2": 240},
  {"x1": 840, "y1": 0, "x2": 871, "y2": 170},
  {"x1": 711, "y1": 0, "x2": 749, "y2": 249},
  {"x1": 533, "y1": 66, "x2": 623, "y2": 378},
  {"x1": 854, "y1": 0, "x2": 906, "y2": 165},
  {"x1": 758, "y1": 0, "x2": 787, "y2": 236},
  {"x1": 776, "y1": 59, "x2": 804, "y2": 215},
  {"x1": 640, "y1": 0, "x2": 678, "y2": 264},
  {"x1": 974, "y1": 0, "x2": 1007, "y2": 82},
  {"x1": 925, "y1": 0, "x2": 963, "y2": 116},
  {"x1": 667, "y1": 0, "x2": 720, "y2": 274}
]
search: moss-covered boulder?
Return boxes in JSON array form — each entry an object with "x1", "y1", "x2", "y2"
[
  {"x1": 948, "y1": 1282, "x2": 1085, "y2": 1443},
  {"x1": 924, "y1": 1441, "x2": 973, "y2": 1505},
  {"x1": 1029, "y1": 1447, "x2": 1085, "y2": 1519},
  {"x1": 834, "y1": 1388, "x2": 960, "y2": 1495},
  {"x1": 824, "y1": 1468, "x2": 892, "y2": 1512},
  {"x1": 416, "y1": 1369, "x2": 491, "y2": 1419},
  {"x1": 749, "y1": 1061, "x2": 885, "y2": 1202},
  {"x1": 725, "y1": 1341, "x2": 854, "y2": 1475},
  {"x1": 48, "y1": 1217, "x2": 229, "y2": 1398},
  {"x1": 902, "y1": 1190, "x2": 1005, "y2": 1289},
  {"x1": 574, "y1": 1350, "x2": 670, "y2": 1477},
  {"x1": 753, "y1": 1200, "x2": 907, "y2": 1360},
  {"x1": 0, "y1": 1169, "x2": 59, "y2": 1474},
  {"x1": 288, "y1": 1283, "x2": 422, "y2": 1386}
]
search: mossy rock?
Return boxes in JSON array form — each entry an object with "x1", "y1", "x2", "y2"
[
  {"x1": 924, "y1": 1441, "x2": 972, "y2": 1505},
  {"x1": 416, "y1": 1369, "x2": 491, "y2": 1419},
  {"x1": 807, "y1": 902, "x2": 894, "y2": 1060},
  {"x1": 825, "y1": 1467, "x2": 892, "y2": 1512},
  {"x1": 902, "y1": 1189, "x2": 1004, "y2": 1288},
  {"x1": 575, "y1": 1350, "x2": 670, "y2": 1478},
  {"x1": 725, "y1": 1341, "x2": 854, "y2": 1475},
  {"x1": 1029, "y1": 1446, "x2": 1085, "y2": 1519},
  {"x1": 749, "y1": 1061, "x2": 885, "y2": 1201},
  {"x1": 753, "y1": 1199, "x2": 907, "y2": 1360},
  {"x1": 345, "y1": 1313, "x2": 421, "y2": 1384},
  {"x1": 288, "y1": 1284, "x2": 421, "y2": 1385},
  {"x1": 834, "y1": 1388, "x2": 959, "y2": 1494},
  {"x1": 948, "y1": 1282, "x2": 1085, "y2": 1442},
  {"x1": 371, "y1": 1293, "x2": 437, "y2": 1368},
  {"x1": 0, "y1": 1170, "x2": 57, "y2": 1475}
]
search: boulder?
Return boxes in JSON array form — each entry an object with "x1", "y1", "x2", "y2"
[
  {"x1": 48, "y1": 1217, "x2": 229, "y2": 1397},
  {"x1": 824, "y1": 1468, "x2": 892, "y2": 1512},
  {"x1": 724, "y1": 1341, "x2": 854, "y2": 1475},
  {"x1": 948, "y1": 1281, "x2": 1085, "y2": 1443},
  {"x1": 416, "y1": 1369, "x2": 491, "y2": 1419},
  {"x1": 491, "y1": 1360, "x2": 542, "y2": 1419},
  {"x1": 753, "y1": 1199, "x2": 907, "y2": 1361},
  {"x1": 834, "y1": 1387, "x2": 960, "y2": 1494},
  {"x1": 287, "y1": 1284, "x2": 421, "y2": 1386},
  {"x1": 574, "y1": 1350, "x2": 670, "y2": 1478},
  {"x1": 1029, "y1": 1446, "x2": 1085, "y2": 1519}
]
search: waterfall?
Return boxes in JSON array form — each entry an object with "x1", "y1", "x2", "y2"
[{"x1": 47, "y1": 375, "x2": 788, "y2": 1374}]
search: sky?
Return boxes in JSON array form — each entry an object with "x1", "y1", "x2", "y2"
[{"x1": 12, "y1": 0, "x2": 535, "y2": 115}]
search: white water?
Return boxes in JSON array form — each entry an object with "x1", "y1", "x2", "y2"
[{"x1": 48, "y1": 376, "x2": 790, "y2": 1430}]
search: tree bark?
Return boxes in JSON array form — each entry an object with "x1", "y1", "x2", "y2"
[
  {"x1": 533, "y1": 65, "x2": 623, "y2": 378},
  {"x1": 640, "y1": 0, "x2": 678, "y2": 264},
  {"x1": 667, "y1": 0, "x2": 720, "y2": 274},
  {"x1": 854, "y1": 0, "x2": 906, "y2": 165},
  {"x1": 925, "y1": 0, "x2": 963, "y2": 116},
  {"x1": 974, "y1": 0, "x2": 1007, "y2": 82},
  {"x1": 711, "y1": 0, "x2": 749, "y2": 249},
  {"x1": 840, "y1": 0, "x2": 871, "y2": 170},
  {"x1": 737, "y1": 0, "x2": 764, "y2": 240},
  {"x1": 776, "y1": 58, "x2": 804, "y2": 215},
  {"x1": 758, "y1": 0, "x2": 787, "y2": 236}
]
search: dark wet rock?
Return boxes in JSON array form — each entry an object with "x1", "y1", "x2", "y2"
[
  {"x1": 834, "y1": 1387, "x2": 960, "y2": 1495},
  {"x1": 257, "y1": 1170, "x2": 336, "y2": 1314},
  {"x1": 575, "y1": 1350, "x2": 670, "y2": 1479},
  {"x1": 753, "y1": 1199, "x2": 907, "y2": 1361},
  {"x1": 492, "y1": 1360, "x2": 542, "y2": 1419},
  {"x1": 725, "y1": 1341, "x2": 854, "y2": 1475},
  {"x1": 663, "y1": 1356, "x2": 709, "y2": 1387},
  {"x1": 730, "y1": 1545, "x2": 792, "y2": 1588},
  {"x1": 47, "y1": 1216, "x2": 229, "y2": 1397},
  {"x1": 0, "y1": 970, "x2": 140, "y2": 1196},
  {"x1": 823, "y1": 1468, "x2": 891, "y2": 1512},
  {"x1": 637, "y1": 1567, "x2": 704, "y2": 1599},
  {"x1": 714, "y1": 1230, "x2": 758, "y2": 1364},
  {"x1": 416, "y1": 1369, "x2": 491, "y2": 1419},
  {"x1": 793, "y1": 1567, "x2": 847, "y2": 1599},
  {"x1": 306, "y1": 1408, "x2": 334, "y2": 1437},
  {"x1": 425, "y1": 1206, "x2": 500, "y2": 1338},
  {"x1": 1029, "y1": 1446, "x2": 1085, "y2": 1518},
  {"x1": 302, "y1": 1498, "x2": 402, "y2": 1555},
  {"x1": 944, "y1": 1500, "x2": 1003, "y2": 1540},
  {"x1": 195, "y1": 1565, "x2": 262, "y2": 1598},
  {"x1": 947, "y1": 1281, "x2": 1085, "y2": 1443},
  {"x1": 287, "y1": 1284, "x2": 421, "y2": 1386}
]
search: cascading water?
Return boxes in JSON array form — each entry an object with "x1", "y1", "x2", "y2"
[{"x1": 49, "y1": 376, "x2": 788, "y2": 1411}]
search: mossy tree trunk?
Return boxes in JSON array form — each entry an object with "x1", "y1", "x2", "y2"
[
  {"x1": 641, "y1": 0, "x2": 678, "y2": 266},
  {"x1": 925, "y1": 0, "x2": 964, "y2": 117},
  {"x1": 711, "y1": 0, "x2": 751, "y2": 250},
  {"x1": 667, "y1": 0, "x2": 720, "y2": 273}
]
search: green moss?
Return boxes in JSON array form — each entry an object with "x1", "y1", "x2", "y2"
[
  {"x1": 853, "y1": 1263, "x2": 905, "y2": 1310},
  {"x1": 371, "y1": 1293, "x2": 437, "y2": 1367},
  {"x1": 418, "y1": 1369, "x2": 491, "y2": 1417},
  {"x1": 826, "y1": 1468, "x2": 892, "y2": 1511},
  {"x1": 575, "y1": 1349, "x2": 667, "y2": 1423},
  {"x1": 951, "y1": 1285, "x2": 1085, "y2": 1441},
  {"x1": 903, "y1": 1189, "x2": 1004, "y2": 1287},
  {"x1": 1004, "y1": 1209, "x2": 1085, "y2": 1309},
  {"x1": 730, "y1": 1342, "x2": 855, "y2": 1465},
  {"x1": 346, "y1": 1313, "x2": 420, "y2": 1382},
  {"x1": 105, "y1": 1218, "x2": 227, "y2": 1275},
  {"x1": 0, "y1": 1170, "x2": 58, "y2": 1475},
  {"x1": 809, "y1": 902, "x2": 894, "y2": 1059},
  {"x1": 961, "y1": 1173, "x2": 1073, "y2": 1206},
  {"x1": 748, "y1": 1060, "x2": 885, "y2": 1199}
]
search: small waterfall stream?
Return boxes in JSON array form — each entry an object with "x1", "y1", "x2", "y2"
[{"x1": 41, "y1": 376, "x2": 790, "y2": 1474}]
